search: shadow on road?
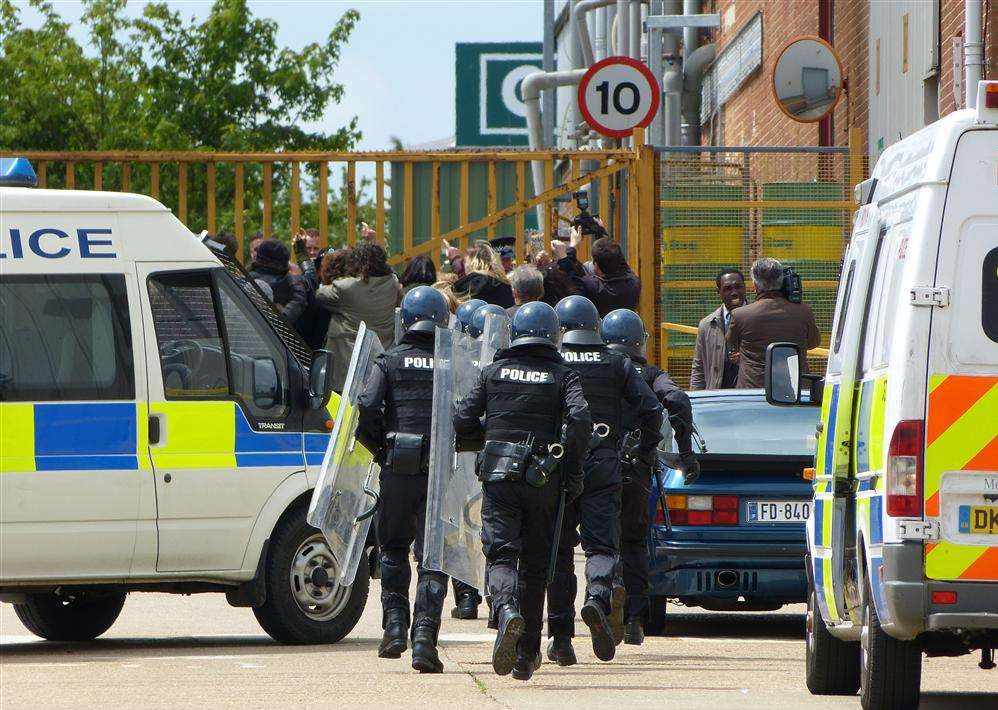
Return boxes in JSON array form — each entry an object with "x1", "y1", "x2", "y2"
[
  {"x1": 656, "y1": 611, "x2": 806, "y2": 640},
  {"x1": 920, "y1": 691, "x2": 998, "y2": 709}
]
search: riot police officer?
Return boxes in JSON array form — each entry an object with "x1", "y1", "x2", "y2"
[
  {"x1": 601, "y1": 308, "x2": 699, "y2": 645},
  {"x1": 453, "y1": 301, "x2": 591, "y2": 680},
  {"x1": 546, "y1": 296, "x2": 662, "y2": 665},
  {"x1": 449, "y1": 298, "x2": 488, "y2": 621},
  {"x1": 357, "y1": 286, "x2": 451, "y2": 673}
]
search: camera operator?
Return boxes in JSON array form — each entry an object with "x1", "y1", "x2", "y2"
[{"x1": 726, "y1": 257, "x2": 820, "y2": 389}]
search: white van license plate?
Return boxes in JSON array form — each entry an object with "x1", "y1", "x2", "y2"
[{"x1": 747, "y1": 500, "x2": 811, "y2": 523}]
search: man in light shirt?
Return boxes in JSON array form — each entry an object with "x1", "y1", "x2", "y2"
[{"x1": 691, "y1": 267, "x2": 746, "y2": 390}]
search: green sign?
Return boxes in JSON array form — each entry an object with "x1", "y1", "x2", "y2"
[{"x1": 455, "y1": 42, "x2": 543, "y2": 147}]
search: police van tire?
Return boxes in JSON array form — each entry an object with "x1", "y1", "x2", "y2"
[
  {"x1": 859, "y1": 590, "x2": 921, "y2": 710},
  {"x1": 13, "y1": 591, "x2": 126, "y2": 641},
  {"x1": 805, "y1": 587, "x2": 860, "y2": 695},
  {"x1": 643, "y1": 596, "x2": 667, "y2": 636},
  {"x1": 253, "y1": 509, "x2": 369, "y2": 645}
]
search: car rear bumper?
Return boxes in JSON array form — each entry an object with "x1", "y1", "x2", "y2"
[
  {"x1": 650, "y1": 538, "x2": 807, "y2": 601},
  {"x1": 881, "y1": 542, "x2": 998, "y2": 640}
]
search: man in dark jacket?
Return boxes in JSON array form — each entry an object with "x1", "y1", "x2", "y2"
[
  {"x1": 248, "y1": 239, "x2": 309, "y2": 325},
  {"x1": 727, "y1": 257, "x2": 820, "y2": 389},
  {"x1": 554, "y1": 234, "x2": 640, "y2": 317}
]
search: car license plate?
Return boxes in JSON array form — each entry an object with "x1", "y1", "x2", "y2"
[
  {"x1": 747, "y1": 500, "x2": 811, "y2": 523},
  {"x1": 958, "y1": 505, "x2": 998, "y2": 535}
]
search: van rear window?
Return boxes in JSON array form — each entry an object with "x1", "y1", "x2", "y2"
[
  {"x1": 985, "y1": 247, "x2": 998, "y2": 343},
  {"x1": 0, "y1": 275, "x2": 134, "y2": 401}
]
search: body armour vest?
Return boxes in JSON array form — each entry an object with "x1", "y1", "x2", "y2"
[
  {"x1": 560, "y1": 344, "x2": 626, "y2": 438},
  {"x1": 384, "y1": 343, "x2": 435, "y2": 437},
  {"x1": 482, "y1": 357, "x2": 565, "y2": 446},
  {"x1": 622, "y1": 361, "x2": 661, "y2": 432}
]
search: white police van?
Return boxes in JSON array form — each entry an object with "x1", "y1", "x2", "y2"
[
  {"x1": 0, "y1": 158, "x2": 368, "y2": 644},
  {"x1": 766, "y1": 83, "x2": 998, "y2": 709}
]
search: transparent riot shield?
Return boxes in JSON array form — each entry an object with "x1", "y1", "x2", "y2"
[
  {"x1": 307, "y1": 323, "x2": 384, "y2": 587},
  {"x1": 393, "y1": 307, "x2": 403, "y2": 344},
  {"x1": 423, "y1": 313, "x2": 510, "y2": 590}
]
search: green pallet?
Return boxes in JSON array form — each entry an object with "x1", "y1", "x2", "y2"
[
  {"x1": 761, "y1": 182, "x2": 846, "y2": 226},
  {"x1": 661, "y1": 184, "x2": 743, "y2": 228}
]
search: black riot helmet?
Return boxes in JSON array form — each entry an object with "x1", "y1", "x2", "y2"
[
  {"x1": 468, "y1": 303, "x2": 507, "y2": 339},
  {"x1": 510, "y1": 301, "x2": 561, "y2": 349},
  {"x1": 455, "y1": 298, "x2": 486, "y2": 334},
  {"x1": 555, "y1": 295, "x2": 603, "y2": 346},
  {"x1": 600, "y1": 308, "x2": 647, "y2": 358},
  {"x1": 400, "y1": 285, "x2": 450, "y2": 333}
]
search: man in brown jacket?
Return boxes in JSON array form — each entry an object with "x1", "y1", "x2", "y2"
[
  {"x1": 727, "y1": 258, "x2": 820, "y2": 389},
  {"x1": 691, "y1": 268, "x2": 746, "y2": 390}
]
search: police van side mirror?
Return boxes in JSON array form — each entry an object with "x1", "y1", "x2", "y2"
[
  {"x1": 765, "y1": 342, "x2": 821, "y2": 407},
  {"x1": 307, "y1": 350, "x2": 334, "y2": 409},
  {"x1": 253, "y1": 357, "x2": 282, "y2": 409}
]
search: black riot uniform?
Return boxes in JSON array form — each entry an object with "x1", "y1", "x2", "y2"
[
  {"x1": 547, "y1": 296, "x2": 662, "y2": 665},
  {"x1": 453, "y1": 301, "x2": 591, "y2": 681},
  {"x1": 357, "y1": 286, "x2": 451, "y2": 673},
  {"x1": 602, "y1": 307, "x2": 697, "y2": 645}
]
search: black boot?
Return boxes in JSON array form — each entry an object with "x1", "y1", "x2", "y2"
[
  {"x1": 411, "y1": 622, "x2": 444, "y2": 673},
  {"x1": 545, "y1": 635, "x2": 577, "y2": 667},
  {"x1": 624, "y1": 617, "x2": 645, "y2": 645},
  {"x1": 609, "y1": 584, "x2": 626, "y2": 646},
  {"x1": 580, "y1": 597, "x2": 615, "y2": 662},
  {"x1": 450, "y1": 591, "x2": 480, "y2": 620},
  {"x1": 486, "y1": 596, "x2": 497, "y2": 630},
  {"x1": 378, "y1": 608, "x2": 408, "y2": 659},
  {"x1": 492, "y1": 604, "x2": 525, "y2": 676},
  {"x1": 512, "y1": 649, "x2": 543, "y2": 681}
]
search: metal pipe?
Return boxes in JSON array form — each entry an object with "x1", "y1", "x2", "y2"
[
  {"x1": 574, "y1": 0, "x2": 617, "y2": 67},
  {"x1": 682, "y1": 43, "x2": 714, "y2": 146},
  {"x1": 523, "y1": 68, "x2": 587, "y2": 224},
  {"x1": 965, "y1": 0, "x2": 984, "y2": 108},
  {"x1": 661, "y1": 0, "x2": 683, "y2": 146},
  {"x1": 595, "y1": 6, "x2": 608, "y2": 61},
  {"x1": 629, "y1": 0, "x2": 642, "y2": 59},
  {"x1": 682, "y1": 0, "x2": 700, "y2": 62},
  {"x1": 617, "y1": 0, "x2": 629, "y2": 59},
  {"x1": 568, "y1": 1, "x2": 584, "y2": 135}
]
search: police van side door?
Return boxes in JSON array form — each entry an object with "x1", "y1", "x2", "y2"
[{"x1": 137, "y1": 263, "x2": 306, "y2": 573}]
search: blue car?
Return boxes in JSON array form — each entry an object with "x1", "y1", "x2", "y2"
[{"x1": 645, "y1": 389, "x2": 819, "y2": 634}]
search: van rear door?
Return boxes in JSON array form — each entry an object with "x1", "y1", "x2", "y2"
[{"x1": 924, "y1": 128, "x2": 998, "y2": 582}]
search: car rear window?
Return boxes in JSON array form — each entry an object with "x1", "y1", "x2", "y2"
[
  {"x1": 0, "y1": 274, "x2": 134, "y2": 401},
  {"x1": 691, "y1": 397, "x2": 819, "y2": 457},
  {"x1": 984, "y1": 247, "x2": 997, "y2": 343}
]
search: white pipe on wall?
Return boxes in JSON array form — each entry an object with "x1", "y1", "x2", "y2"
[{"x1": 965, "y1": 0, "x2": 984, "y2": 108}]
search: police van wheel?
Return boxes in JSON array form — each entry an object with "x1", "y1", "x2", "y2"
[
  {"x1": 805, "y1": 587, "x2": 860, "y2": 695},
  {"x1": 859, "y1": 589, "x2": 921, "y2": 710},
  {"x1": 253, "y1": 509, "x2": 369, "y2": 645},
  {"x1": 643, "y1": 596, "x2": 667, "y2": 636},
  {"x1": 13, "y1": 591, "x2": 126, "y2": 641}
]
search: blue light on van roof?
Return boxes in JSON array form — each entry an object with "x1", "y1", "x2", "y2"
[{"x1": 0, "y1": 158, "x2": 38, "y2": 188}]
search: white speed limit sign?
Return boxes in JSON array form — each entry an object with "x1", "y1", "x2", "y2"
[{"x1": 578, "y1": 56, "x2": 661, "y2": 138}]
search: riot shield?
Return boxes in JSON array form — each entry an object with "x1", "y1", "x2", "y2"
[
  {"x1": 307, "y1": 323, "x2": 384, "y2": 587},
  {"x1": 393, "y1": 307, "x2": 403, "y2": 344},
  {"x1": 423, "y1": 313, "x2": 510, "y2": 590}
]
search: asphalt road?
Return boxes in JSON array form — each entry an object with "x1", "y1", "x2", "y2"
[{"x1": 2, "y1": 562, "x2": 995, "y2": 710}]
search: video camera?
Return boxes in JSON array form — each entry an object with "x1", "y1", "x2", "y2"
[
  {"x1": 781, "y1": 266, "x2": 803, "y2": 304},
  {"x1": 571, "y1": 190, "x2": 608, "y2": 238}
]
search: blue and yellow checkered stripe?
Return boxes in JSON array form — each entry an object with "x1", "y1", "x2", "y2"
[{"x1": 1, "y1": 402, "x2": 331, "y2": 473}]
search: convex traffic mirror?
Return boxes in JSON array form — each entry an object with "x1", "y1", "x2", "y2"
[{"x1": 771, "y1": 36, "x2": 844, "y2": 123}]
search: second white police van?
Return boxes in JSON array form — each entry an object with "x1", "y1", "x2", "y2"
[{"x1": 0, "y1": 158, "x2": 370, "y2": 644}]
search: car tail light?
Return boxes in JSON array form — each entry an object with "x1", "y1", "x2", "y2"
[
  {"x1": 986, "y1": 82, "x2": 998, "y2": 109},
  {"x1": 661, "y1": 494, "x2": 740, "y2": 526},
  {"x1": 886, "y1": 420, "x2": 924, "y2": 517},
  {"x1": 931, "y1": 590, "x2": 957, "y2": 605}
]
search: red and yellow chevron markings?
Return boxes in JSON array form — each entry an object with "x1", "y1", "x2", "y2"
[{"x1": 925, "y1": 374, "x2": 998, "y2": 581}]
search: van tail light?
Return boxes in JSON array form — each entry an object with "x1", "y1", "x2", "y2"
[
  {"x1": 886, "y1": 420, "x2": 924, "y2": 517},
  {"x1": 658, "y1": 494, "x2": 740, "y2": 526}
]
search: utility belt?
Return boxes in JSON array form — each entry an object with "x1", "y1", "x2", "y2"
[
  {"x1": 477, "y1": 430, "x2": 563, "y2": 487},
  {"x1": 587, "y1": 422, "x2": 619, "y2": 454},
  {"x1": 618, "y1": 428, "x2": 644, "y2": 484},
  {"x1": 383, "y1": 431, "x2": 429, "y2": 475}
]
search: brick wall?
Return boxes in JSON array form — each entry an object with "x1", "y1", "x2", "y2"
[{"x1": 938, "y1": 0, "x2": 998, "y2": 116}]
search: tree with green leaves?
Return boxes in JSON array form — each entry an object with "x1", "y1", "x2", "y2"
[{"x1": 0, "y1": 0, "x2": 373, "y2": 251}]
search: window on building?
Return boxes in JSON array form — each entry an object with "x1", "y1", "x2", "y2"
[{"x1": 0, "y1": 274, "x2": 134, "y2": 401}]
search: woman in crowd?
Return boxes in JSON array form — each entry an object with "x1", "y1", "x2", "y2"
[
  {"x1": 316, "y1": 242, "x2": 402, "y2": 390},
  {"x1": 400, "y1": 255, "x2": 437, "y2": 295},
  {"x1": 451, "y1": 241, "x2": 514, "y2": 308}
]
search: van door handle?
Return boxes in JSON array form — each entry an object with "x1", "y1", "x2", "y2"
[{"x1": 149, "y1": 414, "x2": 164, "y2": 446}]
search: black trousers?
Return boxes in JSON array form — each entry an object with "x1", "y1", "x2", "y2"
[
  {"x1": 377, "y1": 470, "x2": 447, "y2": 632},
  {"x1": 481, "y1": 475, "x2": 561, "y2": 654},
  {"x1": 546, "y1": 452, "x2": 621, "y2": 637},
  {"x1": 452, "y1": 578, "x2": 482, "y2": 603},
  {"x1": 620, "y1": 464, "x2": 652, "y2": 620}
]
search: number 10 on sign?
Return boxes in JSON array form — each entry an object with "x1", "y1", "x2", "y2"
[{"x1": 578, "y1": 56, "x2": 661, "y2": 138}]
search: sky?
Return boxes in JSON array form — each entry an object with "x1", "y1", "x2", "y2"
[{"x1": 15, "y1": 0, "x2": 544, "y2": 150}]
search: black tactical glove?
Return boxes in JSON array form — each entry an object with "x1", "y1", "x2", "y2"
[
  {"x1": 566, "y1": 474, "x2": 584, "y2": 504},
  {"x1": 679, "y1": 452, "x2": 700, "y2": 485}
]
